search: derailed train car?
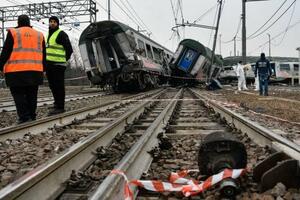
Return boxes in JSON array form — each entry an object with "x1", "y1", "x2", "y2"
[
  {"x1": 79, "y1": 20, "x2": 173, "y2": 91},
  {"x1": 169, "y1": 39, "x2": 223, "y2": 86}
]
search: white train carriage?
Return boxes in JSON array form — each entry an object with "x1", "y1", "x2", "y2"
[{"x1": 220, "y1": 61, "x2": 299, "y2": 83}]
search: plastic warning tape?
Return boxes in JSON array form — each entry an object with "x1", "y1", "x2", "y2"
[{"x1": 111, "y1": 168, "x2": 247, "y2": 199}]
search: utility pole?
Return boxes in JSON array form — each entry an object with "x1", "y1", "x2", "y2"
[
  {"x1": 267, "y1": 33, "x2": 271, "y2": 60},
  {"x1": 297, "y1": 47, "x2": 300, "y2": 85},
  {"x1": 242, "y1": 0, "x2": 269, "y2": 64},
  {"x1": 108, "y1": 0, "x2": 111, "y2": 20},
  {"x1": 211, "y1": 0, "x2": 223, "y2": 59},
  {"x1": 234, "y1": 36, "x2": 237, "y2": 57},
  {"x1": 242, "y1": 0, "x2": 246, "y2": 64},
  {"x1": 206, "y1": 0, "x2": 223, "y2": 83},
  {"x1": 219, "y1": 34, "x2": 222, "y2": 55}
]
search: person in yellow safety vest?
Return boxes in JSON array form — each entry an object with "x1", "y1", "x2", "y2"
[
  {"x1": 45, "y1": 16, "x2": 73, "y2": 116},
  {"x1": 0, "y1": 15, "x2": 46, "y2": 124}
]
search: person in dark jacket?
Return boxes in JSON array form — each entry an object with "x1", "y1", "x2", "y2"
[
  {"x1": 255, "y1": 53, "x2": 272, "y2": 96},
  {"x1": 0, "y1": 15, "x2": 46, "y2": 124},
  {"x1": 46, "y1": 16, "x2": 73, "y2": 115}
]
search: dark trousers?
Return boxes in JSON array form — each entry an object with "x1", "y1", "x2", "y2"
[
  {"x1": 10, "y1": 86, "x2": 38, "y2": 121},
  {"x1": 259, "y1": 74, "x2": 269, "y2": 96},
  {"x1": 46, "y1": 65, "x2": 66, "y2": 109}
]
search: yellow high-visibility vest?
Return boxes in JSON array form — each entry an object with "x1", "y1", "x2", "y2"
[{"x1": 46, "y1": 29, "x2": 66, "y2": 63}]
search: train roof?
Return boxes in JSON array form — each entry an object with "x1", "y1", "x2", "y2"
[
  {"x1": 79, "y1": 20, "x2": 173, "y2": 54},
  {"x1": 179, "y1": 39, "x2": 223, "y2": 65}
]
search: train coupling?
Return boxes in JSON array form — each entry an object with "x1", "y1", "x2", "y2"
[{"x1": 253, "y1": 151, "x2": 300, "y2": 192}]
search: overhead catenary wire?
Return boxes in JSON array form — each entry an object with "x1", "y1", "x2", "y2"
[
  {"x1": 247, "y1": 0, "x2": 288, "y2": 39},
  {"x1": 119, "y1": 0, "x2": 151, "y2": 36},
  {"x1": 248, "y1": 19, "x2": 300, "y2": 55},
  {"x1": 4, "y1": 0, "x2": 20, "y2": 5},
  {"x1": 112, "y1": 0, "x2": 149, "y2": 35},
  {"x1": 170, "y1": 0, "x2": 182, "y2": 41},
  {"x1": 170, "y1": 0, "x2": 178, "y2": 24},
  {"x1": 5, "y1": 0, "x2": 33, "y2": 5},
  {"x1": 207, "y1": 1, "x2": 221, "y2": 47},
  {"x1": 247, "y1": 0, "x2": 296, "y2": 40},
  {"x1": 123, "y1": 0, "x2": 153, "y2": 35},
  {"x1": 193, "y1": 2, "x2": 218, "y2": 24},
  {"x1": 178, "y1": 0, "x2": 184, "y2": 23},
  {"x1": 272, "y1": 0, "x2": 296, "y2": 46},
  {"x1": 95, "y1": 1, "x2": 121, "y2": 21},
  {"x1": 222, "y1": 16, "x2": 242, "y2": 44}
]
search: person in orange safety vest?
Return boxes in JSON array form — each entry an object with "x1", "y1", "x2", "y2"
[{"x1": 0, "y1": 15, "x2": 46, "y2": 124}]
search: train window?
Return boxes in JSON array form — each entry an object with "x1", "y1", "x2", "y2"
[
  {"x1": 146, "y1": 44, "x2": 153, "y2": 59},
  {"x1": 294, "y1": 64, "x2": 299, "y2": 71},
  {"x1": 279, "y1": 64, "x2": 290, "y2": 71},
  {"x1": 202, "y1": 62, "x2": 209, "y2": 74},
  {"x1": 212, "y1": 67, "x2": 220, "y2": 78},
  {"x1": 152, "y1": 47, "x2": 161, "y2": 61},
  {"x1": 137, "y1": 39, "x2": 146, "y2": 57}
]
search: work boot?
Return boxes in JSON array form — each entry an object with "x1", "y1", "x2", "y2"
[
  {"x1": 48, "y1": 108, "x2": 65, "y2": 116},
  {"x1": 17, "y1": 118, "x2": 33, "y2": 125},
  {"x1": 48, "y1": 105, "x2": 58, "y2": 110}
]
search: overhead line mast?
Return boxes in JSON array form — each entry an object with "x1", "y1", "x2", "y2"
[{"x1": 0, "y1": 0, "x2": 97, "y2": 50}]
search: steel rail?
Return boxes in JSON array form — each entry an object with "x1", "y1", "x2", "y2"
[
  {"x1": 0, "y1": 93, "x2": 107, "y2": 112},
  {"x1": 0, "y1": 89, "x2": 166, "y2": 200},
  {"x1": 226, "y1": 88, "x2": 300, "y2": 105},
  {"x1": 0, "y1": 90, "x2": 162, "y2": 141},
  {"x1": 90, "y1": 89, "x2": 183, "y2": 200},
  {"x1": 190, "y1": 88, "x2": 300, "y2": 160}
]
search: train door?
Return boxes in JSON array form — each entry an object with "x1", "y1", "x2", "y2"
[
  {"x1": 293, "y1": 63, "x2": 299, "y2": 77},
  {"x1": 270, "y1": 62, "x2": 276, "y2": 77},
  {"x1": 92, "y1": 38, "x2": 107, "y2": 73},
  {"x1": 84, "y1": 40, "x2": 97, "y2": 71},
  {"x1": 94, "y1": 37, "x2": 121, "y2": 73},
  {"x1": 107, "y1": 37, "x2": 121, "y2": 70}
]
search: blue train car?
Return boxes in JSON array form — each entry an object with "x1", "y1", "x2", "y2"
[{"x1": 169, "y1": 39, "x2": 223, "y2": 86}]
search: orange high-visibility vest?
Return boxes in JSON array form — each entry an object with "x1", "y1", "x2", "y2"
[{"x1": 4, "y1": 27, "x2": 44, "y2": 73}]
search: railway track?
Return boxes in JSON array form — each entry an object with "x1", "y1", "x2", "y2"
[
  {"x1": 0, "y1": 93, "x2": 108, "y2": 112},
  {"x1": 224, "y1": 88, "x2": 300, "y2": 104},
  {"x1": 0, "y1": 88, "x2": 299, "y2": 200}
]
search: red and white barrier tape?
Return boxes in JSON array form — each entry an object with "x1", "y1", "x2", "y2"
[
  {"x1": 111, "y1": 170, "x2": 133, "y2": 200},
  {"x1": 111, "y1": 168, "x2": 247, "y2": 199}
]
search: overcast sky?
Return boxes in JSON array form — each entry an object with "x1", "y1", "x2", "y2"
[{"x1": 3, "y1": 0, "x2": 300, "y2": 58}]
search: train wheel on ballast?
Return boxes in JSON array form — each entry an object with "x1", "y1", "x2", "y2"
[
  {"x1": 150, "y1": 75, "x2": 158, "y2": 88},
  {"x1": 138, "y1": 72, "x2": 146, "y2": 90}
]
